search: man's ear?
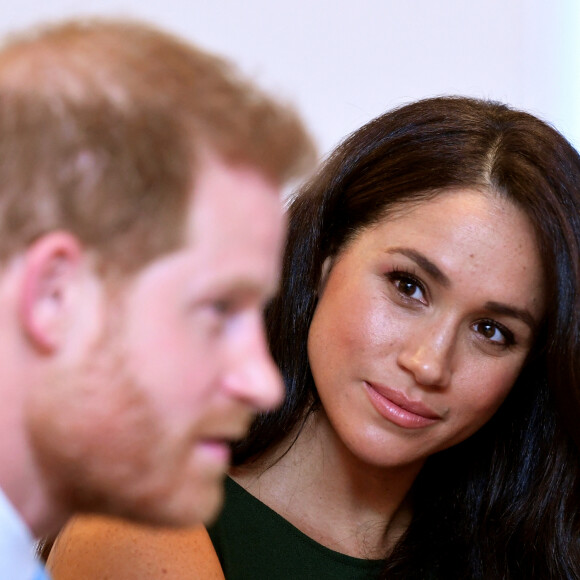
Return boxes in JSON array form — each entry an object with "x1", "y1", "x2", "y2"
[{"x1": 19, "y1": 232, "x2": 85, "y2": 353}]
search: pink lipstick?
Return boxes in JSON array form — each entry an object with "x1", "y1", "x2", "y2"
[{"x1": 365, "y1": 381, "x2": 442, "y2": 429}]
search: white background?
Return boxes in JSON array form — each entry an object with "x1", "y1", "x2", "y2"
[{"x1": 2, "y1": 1, "x2": 579, "y2": 157}]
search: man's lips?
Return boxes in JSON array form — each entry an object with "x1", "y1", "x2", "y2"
[
  {"x1": 200, "y1": 428, "x2": 249, "y2": 449},
  {"x1": 197, "y1": 439, "x2": 232, "y2": 463},
  {"x1": 364, "y1": 381, "x2": 443, "y2": 429},
  {"x1": 197, "y1": 421, "x2": 253, "y2": 463}
]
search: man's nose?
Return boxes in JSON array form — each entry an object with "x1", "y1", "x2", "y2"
[{"x1": 222, "y1": 315, "x2": 284, "y2": 411}]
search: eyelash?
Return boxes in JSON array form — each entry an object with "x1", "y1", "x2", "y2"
[
  {"x1": 385, "y1": 268, "x2": 516, "y2": 348},
  {"x1": 386, "y1": 267, "x2": 427, "y2": 304},
  {"x1": 471, "y1": 319, "x2": 516, "y2": 347},
  {"x1": 212, "y1": 299, "x2": 233, "y2": 315}
]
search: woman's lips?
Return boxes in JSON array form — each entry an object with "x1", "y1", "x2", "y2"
[{"x1": 364, "y1": 381, "x2": 442, "y2": 429}]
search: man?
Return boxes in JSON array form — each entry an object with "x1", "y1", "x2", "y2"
[{"x1": 0, "y1": 18, "x2": 314, "y2": 579}]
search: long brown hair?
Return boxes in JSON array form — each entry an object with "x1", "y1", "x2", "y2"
[{"x1": 236, "y1": 96, "x2": 580, "y2": 577}]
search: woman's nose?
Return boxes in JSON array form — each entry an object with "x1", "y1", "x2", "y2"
[{"x1": 396, "y1": 319, "x2": 455, "y2": 388}]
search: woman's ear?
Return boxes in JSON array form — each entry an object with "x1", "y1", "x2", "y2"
[
  {"x1": 317, "y1": 256, "x2": 334, "y2": 297},
  {"x1": 19, "y1": 232, "x2": 84, "y2": 353}
]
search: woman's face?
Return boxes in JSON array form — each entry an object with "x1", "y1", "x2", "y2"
[{"x1": 307, "y1": 189, "x2": 545, "y2": 470}]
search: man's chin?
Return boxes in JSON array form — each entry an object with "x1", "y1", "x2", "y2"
[{"x1": 113, "y1": 481, "x2": 226, "y2": 528}]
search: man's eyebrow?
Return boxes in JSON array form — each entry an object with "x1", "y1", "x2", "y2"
[
  {"x1": 211, "y1": 277, "x2": 280, "y2": 303},
  {"x1": 386, "y1": 247, "x2": 451, "y2": 287}
]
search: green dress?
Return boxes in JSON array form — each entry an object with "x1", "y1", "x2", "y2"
[{"x1": 208, "y1": 477, "x2": 384, "y2": 579}]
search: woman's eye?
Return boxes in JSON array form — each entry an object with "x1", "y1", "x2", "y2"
[
  {"x1": 389, "y1": 273, "x2": 427, "y2": 304},
  {"x1": 473, "y1": 320, "x2": 514, "y2": 346}
]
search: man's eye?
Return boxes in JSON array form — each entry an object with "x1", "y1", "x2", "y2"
[{"x1": 212, "y1": 300, "x2": 233, "y2": 315}]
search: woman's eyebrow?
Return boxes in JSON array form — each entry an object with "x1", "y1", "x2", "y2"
[
  {"x1": 386, "y1": 247, "x2": 450, "y2": 287},
  {"x1": 386, "y1": 247, "x2": 538, "y2": 332},
  {"x1": 484, "y1": 301, "x2": 538, "y2": 332}
]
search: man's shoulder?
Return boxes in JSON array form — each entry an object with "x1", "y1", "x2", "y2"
[{"x1": 0, "y1": 486, "x2": 38, "y2": 580}]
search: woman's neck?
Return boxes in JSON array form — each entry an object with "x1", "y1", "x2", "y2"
[{"x1": 231, "y1": 409, "x2": 423, "y2": 559}]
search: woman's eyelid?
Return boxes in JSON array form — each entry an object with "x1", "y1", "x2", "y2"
[
  {"x1": 474, "y1": 318, "x2": 517, "y2": 347},
  {"x1": 385, "y1": 261, "x2": 532, "y2": 351},
  {"x1": 386, "y1": 267, "x2": 429, "y2": 304}
]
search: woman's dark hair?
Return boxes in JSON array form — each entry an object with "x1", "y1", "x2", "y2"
[{"x1": 234, "y1": 96, "x2": 580, "y2": 578}]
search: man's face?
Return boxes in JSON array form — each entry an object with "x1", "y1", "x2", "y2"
[{"x1": 28, "y1": 153, "x2": 285, "y2": 526}]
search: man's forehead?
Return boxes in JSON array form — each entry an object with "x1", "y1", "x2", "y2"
[{"x1": 184, "y1": 158, "x2": 284, "y2": 246}]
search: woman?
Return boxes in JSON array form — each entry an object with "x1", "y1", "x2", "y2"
[{"x1": 47, "y1": 96, "x2": 580, "y2": 579}]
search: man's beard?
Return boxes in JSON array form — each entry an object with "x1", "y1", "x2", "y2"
[{"x1": 25, "y1": 306, "x2": 167, "y2": 522}]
